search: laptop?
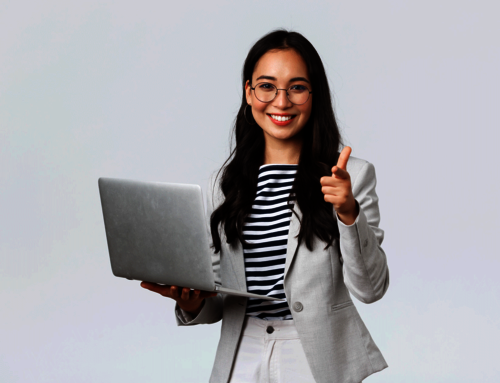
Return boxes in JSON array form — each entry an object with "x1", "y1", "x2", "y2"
[{"x1": 98, "y1": 177, "x2": 282, "y2": 301}]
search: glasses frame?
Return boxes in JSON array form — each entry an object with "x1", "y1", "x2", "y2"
[{"x1": 250, "y1": 82, "x2": 312, "y2": 105}]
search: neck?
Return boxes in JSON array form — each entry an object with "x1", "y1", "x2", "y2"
[{"x1": 263, "y1": 135, "x2": 302, "y2": 165}]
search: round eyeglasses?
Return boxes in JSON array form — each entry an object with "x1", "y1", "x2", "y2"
[{"x1": 250, "y1": 82, "x2": 312, "y2": 105}]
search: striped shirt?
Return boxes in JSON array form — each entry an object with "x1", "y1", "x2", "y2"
[{"x1": 243, "y1": 164, "x2": 298, "y2": 320}]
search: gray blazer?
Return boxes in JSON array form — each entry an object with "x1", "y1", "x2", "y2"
[{"x1": 175, "y1": 156, "x2": 389, "y2": 383}]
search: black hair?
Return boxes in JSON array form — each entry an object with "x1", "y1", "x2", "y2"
[{"x1": 210, "y1": 29, "x2": 343, "y2": 252}]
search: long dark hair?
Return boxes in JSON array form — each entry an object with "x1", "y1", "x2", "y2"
[{"x1": 210, "y1": 29, "x2": 343, "y2": 253}]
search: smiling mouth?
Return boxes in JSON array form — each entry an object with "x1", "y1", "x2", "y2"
[{"x1": 267, "y1": 114, "x2": 297, "y2": 122}]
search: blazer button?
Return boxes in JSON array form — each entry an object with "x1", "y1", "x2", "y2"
[
  {"x1": 293, "y1": 302, "x2": 303, "y2": 312},
  {"x1": 363, "y1": 239, "x2": 368, "y2": 248}
]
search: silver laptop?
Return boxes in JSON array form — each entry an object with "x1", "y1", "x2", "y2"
[{"x1": 98, "y1": 177, "x2": 281, "y2": 301}]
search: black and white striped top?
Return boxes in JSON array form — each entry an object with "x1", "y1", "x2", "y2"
[{"x1": 243, "y1": 164, "x2": 298, "y2": 320}]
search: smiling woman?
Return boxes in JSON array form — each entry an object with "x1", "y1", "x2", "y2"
[
  {"x1": 141, "y1": 29, "x2": 389, "y2": 383},
  {"x1": 245, "y1": 49, "x2": 313, "y2": 160}
]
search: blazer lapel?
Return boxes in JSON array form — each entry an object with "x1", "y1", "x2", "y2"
[
  {"x1": 284, "y1": 202, "x2": 302, "y2": 280},
  {"x1": 228, "y1": 239, "x2": 247, "y2": 291}
]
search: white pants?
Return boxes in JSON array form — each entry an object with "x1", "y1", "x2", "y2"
[{"x1": 229, "y1": 316, "x2": 316, "y2": 383}]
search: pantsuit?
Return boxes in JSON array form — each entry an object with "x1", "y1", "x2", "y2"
[{"x1": 176, "y1": 156, "x2": 389, "y2": 383}]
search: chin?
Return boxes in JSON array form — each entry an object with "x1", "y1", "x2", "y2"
[{"x1": 269, "y1": 131, "x2": 298, "y2": 141}]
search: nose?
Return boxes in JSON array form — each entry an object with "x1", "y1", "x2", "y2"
[{"x1": 272, "y1": 88, "x2": 292, "y2": 109}]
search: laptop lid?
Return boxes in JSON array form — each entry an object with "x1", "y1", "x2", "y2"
[{"x1": 98, "y1": 177, "x2": 216, "y2": 291}]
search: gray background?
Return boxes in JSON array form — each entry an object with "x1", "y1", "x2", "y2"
[{"x1": 1, "y1": 0, "x2": 498, "y2": 382}]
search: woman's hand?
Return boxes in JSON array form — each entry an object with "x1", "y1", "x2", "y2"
[
  {"x1": 140, "y1": 282, "x2": 217, "y2": 316},
  {"x1": 320, "y1": 146, "x2": 359, "y2": 226}
]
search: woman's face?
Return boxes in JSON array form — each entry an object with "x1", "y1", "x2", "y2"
[{"x1": 245, "y1": 49, "x2": 312, "y2": 144}]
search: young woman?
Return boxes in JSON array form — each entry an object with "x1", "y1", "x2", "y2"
[{"x1": 141, "y1": 30, "x2": 389, "y2": 383}]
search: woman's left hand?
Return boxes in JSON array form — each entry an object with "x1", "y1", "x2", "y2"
[{"x1": 320, "y1": 146, "x2": 359, "y2": 225}]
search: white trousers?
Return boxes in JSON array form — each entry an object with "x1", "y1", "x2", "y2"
[{"x1": 229, "y1": 316, "x2": 316, "y2": 383}]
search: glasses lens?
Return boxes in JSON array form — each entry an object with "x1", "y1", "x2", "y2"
[
  {"x1": 287, "y1": 85, "x2": 310, "y2": 105},
  {"x1": 254, "y1": 83, "x2": 277, "y2": 103}
]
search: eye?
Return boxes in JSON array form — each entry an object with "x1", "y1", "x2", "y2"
[
  {"x1": 257, "y1": 83, "x2": 275, "y2": 92},
  {"x1": 289, "y1": 84, "x2": 308, "y2": 93}
]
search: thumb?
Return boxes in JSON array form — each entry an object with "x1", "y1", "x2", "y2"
[{"x1": 336, "y1": 146, "x2": 352, "y2": 171}]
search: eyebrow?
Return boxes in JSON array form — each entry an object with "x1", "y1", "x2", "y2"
[{"x1": 255, "y1": 75, "x2": 310, "y2": 84}]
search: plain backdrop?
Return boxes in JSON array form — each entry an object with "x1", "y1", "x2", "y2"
[{"x1": 1, "y1": 1, "x2": 499, "y2": 382}]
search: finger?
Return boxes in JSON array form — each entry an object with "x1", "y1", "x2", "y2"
[
  {"x1": 141, "y1": 281, "x2": 155, "y2": 289},
  {"x1": 141, "y1": 281, "x2": 160, "y2": 289},
  {"x1": 170, "y1": 285, "x2": 180, "y2": 298},
  {"x1": 181, "y1": 287, "x2": 190, "y2": 300},
  {"x1": 331, "y1": 166, "x2": 350, "y2": 180},
  {"x1": 323, "y1": 194, "x2": 337, "y2": 205},
  {"x1": 336, "y1": 146, "x2": 352, "y2": 170},
  {"x1": 320, "y1": 175, "x2": 344, "y2": 187},
  {"x1": 192, "y1": 290, "x2": 201, "y2": 300},
  {"x1": 321, "y1": 186, "x2": 339, "y2": 196},
  {"x1": 320, "y1": 176, "x2": 337, "y2": 186},
  {"x1": 141, "y1": 282, "x2": 171, "y2": 295}
]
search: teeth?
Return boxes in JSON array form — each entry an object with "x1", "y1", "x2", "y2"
[{"x1": 271, "y1": 115, "x2": 293, "y2": 121}]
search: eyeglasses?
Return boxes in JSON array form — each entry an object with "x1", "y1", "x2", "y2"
[{"x1": 250, "y1": 82, "x2": 312, "y2": 105}]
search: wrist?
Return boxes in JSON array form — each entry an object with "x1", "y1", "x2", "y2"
[
  {"x1": 336, "y1": 199, "x2": 359, "y2": 225},
  {"x1": 181, "y1": 300, "x2": 204, "y2": 316}
]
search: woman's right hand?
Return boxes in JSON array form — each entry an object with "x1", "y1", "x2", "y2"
[{"x1": 140, "y1": 282, "x2": 217, "y2": 316}]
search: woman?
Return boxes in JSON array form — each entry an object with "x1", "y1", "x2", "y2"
[{"x1": 141, "y1": 29, "x2": 389, "y2": 383}]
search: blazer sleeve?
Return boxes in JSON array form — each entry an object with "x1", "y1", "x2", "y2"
[
  {"x1": 336, "y1": 161, "x2": 390, "y2": 304},
  {"x1": 174, "y1": 172, "x2": 224, "y2": 325}
]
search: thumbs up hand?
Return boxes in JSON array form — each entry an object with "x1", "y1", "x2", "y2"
[{"x1": 320, "y1": 146, "x2": 359, "y2": 225}]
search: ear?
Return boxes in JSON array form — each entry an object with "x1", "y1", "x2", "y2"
[{"x1": 245, "y1": 80, "x2": 252, "y2": 106}]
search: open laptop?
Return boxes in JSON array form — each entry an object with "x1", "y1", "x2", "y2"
[{"x1": 98, "y1": 177, "x2": 282, "y2": 301}]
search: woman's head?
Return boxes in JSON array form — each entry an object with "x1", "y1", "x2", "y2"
[
  {"x1": 241, "y1": 30, "x2": 339, "y2": 154},
  {"x1": 245, "y1": 48, "x2": 313, "y2": 145},
  {"x1": 211, "y1": 30, "x2": 343, "y2": 253}
]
